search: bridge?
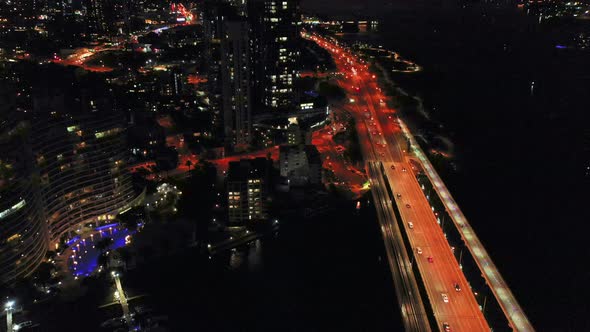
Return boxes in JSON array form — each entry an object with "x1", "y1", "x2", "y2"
[{"x1": 305, "y1": 31, "x2": 534, "y2": 331}]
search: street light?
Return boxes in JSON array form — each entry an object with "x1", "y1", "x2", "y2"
[
  {"x1": 5, "y1": 300, "x2": 15, "y2": 332},
  {"x1": 4, "y1": 300, "x2": 14, "y2": 311}
]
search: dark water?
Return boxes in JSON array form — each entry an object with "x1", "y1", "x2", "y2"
[
  {"x1": 122, "y1": 200, "x2": 402, "y2": 331},
  {"x1": 327, "y1": 2, "x2": 590, "y2": 330},
  {"x1": 33, "y1": 199, "x2": 402, "y2": 331}
]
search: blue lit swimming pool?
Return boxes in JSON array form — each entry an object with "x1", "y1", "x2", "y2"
[{"x1": 67, "y1": 225, "x2": 136, "y2": 277}]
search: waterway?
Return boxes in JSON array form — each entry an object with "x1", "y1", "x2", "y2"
[
  {"x1": 319, "y1": 1, "x2": 590, "y2": 330},
  {"x1": 123, "y1": 198, "x2": 402, "y2": 331},
  {"x1": 33, "y1": 198, "x2": 403, "y2": 331}
]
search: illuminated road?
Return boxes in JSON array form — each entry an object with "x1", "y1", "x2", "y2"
[
  {"x1": 312, "y1": 125, "x2": 368, "y2": 198},
  {"x1": 52, "y1": 44, "x2": 121, "y2": 72},
  {"x1": 367, "y1": 161, "x2": 432, "y2": 332},
  {"x1": 399, "y1": 121, "x2": 535, "y2": 331},
  {"x1": 51, "y1": 4, "x2": 195, "y2": 73},
  {"x1": 303, "y1": 32, "x2": 530, "y2": 331}
]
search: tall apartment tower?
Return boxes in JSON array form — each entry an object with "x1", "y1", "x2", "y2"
[
  {"x1": 32, "y1": 74, "x2": 137, "y2": 246},
  {"x1": 0, "y1": 83, "x2": 49, "y2": 285},
  {"x1": 220, "y1": 18, "x2": 252, "y2": 148},
  {"x1": 203, "y1": 1, "x2": 224, "y2": 141},
  {"x1": 204, "y1": 2, "x2": 252, "y2": 149},
  {"x1": 84, "y1": 0, "x2": 108, "y2": 35},
  {"x1": 249, "y1": 0, "x2": 300, "y2": 111}
]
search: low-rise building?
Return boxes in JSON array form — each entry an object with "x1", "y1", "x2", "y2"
[
  {"x1": 226, "y1": 158, "x2": 272, "y2": 226},
  {"x1": 279, "y1": 144, "x2": 322, "y2": 187}
]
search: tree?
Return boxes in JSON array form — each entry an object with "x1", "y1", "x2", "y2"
[
  {"x1": 317, "y1": 81, "x2": 345, "y2": 100},
  {"x1": 95, "y1": 237, "x2": 113, "y2": 253},
  {"x1": 176, "y1": 163, "x2": 216, "y2": 247},
  {"x1": 117, "y1": 216, "x2": 138, "y2": 231},
  {"x1": 32, "y1": 262, "x2": 54, "y2": 286},
  {"x1": 116, "y1": 207, "x2": 143, "y2": 230},
  {"x1": 115, "y1": 247, "x2": 131, "y2": 266}
]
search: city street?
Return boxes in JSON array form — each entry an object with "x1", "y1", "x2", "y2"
[{"x1": 312, "y1": 124, "x2": 368, "y2": 198}]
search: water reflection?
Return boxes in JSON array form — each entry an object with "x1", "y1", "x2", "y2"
[
  {"x1": 247, "y1": 239, "x2": 263, "y2": 272},
  {"x1": 228, "y1": 249, "x2": 245, "y2": 270},
  {"x1": 223, "y1": 238, "x2": 265, "y2": 272}
]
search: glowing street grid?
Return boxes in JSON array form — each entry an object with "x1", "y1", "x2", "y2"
[{"x1": 399, "y1": 120, "x2": 534, "y2": 331}]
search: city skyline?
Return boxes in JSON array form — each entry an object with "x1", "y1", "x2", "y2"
[{"x1": 0, "y1": 0, "x2": 588, "y2": 331}]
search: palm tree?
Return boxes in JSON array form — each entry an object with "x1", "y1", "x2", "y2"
[
  {"x1": 95, "y1": 237, "x2": 113, "y2": 253},
  {"x1": 33, "y1": 262, "x2": 54, "y2": 287}
]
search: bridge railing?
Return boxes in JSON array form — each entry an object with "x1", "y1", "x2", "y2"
[{"x1": 398, "y1": 121, "x2": 535, "y2": 332}]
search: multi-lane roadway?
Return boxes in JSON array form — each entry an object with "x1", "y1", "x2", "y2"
[{"x1": 306, "y1": 32, "x2": 492, "y2": 331}]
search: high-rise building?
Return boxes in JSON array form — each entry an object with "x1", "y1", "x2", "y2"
[
  {"x1": 249, "y1": 0, "x2": 300, "y2": 111},
  {"x1": 204, "y1": 2, "x2": 252, "y2": 149},
  {"x1": 220, "y1": 18, "x2": 252, "y2": 147},
  {"x1": 227, "y1": 0, "x2": 248, "y2": 17},
  {"x1": 83, "y1": 0, "x2": 131, "y2": 36},
  {"x1": 84, "y1": 0, "x2": 108, "y2": 35},
  {"x1": 227, "y1": 158, "x2": 272, "y2": 226},
  {"x1": 32, "y1": 74, "x2": 138, "y2": 246},
  {"x1": 286, "y1": 122, "x2": 311, "y2": 146},
  {"x1": 203, "y1": 1, "x2": 227, "y2": 144},
  {"x1": 0, "y1": 83, "x2": 48, "y2": 285}
]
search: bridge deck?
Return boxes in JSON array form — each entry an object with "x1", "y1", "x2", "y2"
[{"x1": 399, "y1": 121, "x2": 535, "y2": 332}]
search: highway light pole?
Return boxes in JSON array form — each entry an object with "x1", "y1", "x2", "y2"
[{"x1": 4, "y1": 300, "x2": 14, "y2": 332}]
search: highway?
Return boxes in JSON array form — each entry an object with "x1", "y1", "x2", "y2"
[
  {"x1": 367, "y1": 160, "x2": 432, "y2": 332},
  {"x1": 305, "y1": 32, "x2": 494, "y2": 331},
  {"x1": 399, "y1": 120, "x2": 535, "y2": 331}
]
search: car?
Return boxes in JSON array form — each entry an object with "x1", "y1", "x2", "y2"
[
  {"x1": 416, "y1": 247, "x2": 423, "y2": 255},
  {"x1": 390, "y1": 165, "x2": 395, "y2": 170},
  {"x1": 405, "y1": 203, "x2": 411, "y2": 208},
  {"x1": 396, "y1": 193, "x2": 402, "y2": 198},
  {"x1": 443, "y1": 322, "x2": 451, "y2": 331},
  {"x1": 454, "y1": 283, "x2": 461, "y2": 292},
  {"x1": 442, "y1": 293, "x2": 449, "y2": 303},
  {"x1": 408, "y1": 222, "x2": 414, "y2": 229},
  {"x1": 427, "y1": 256, "x2": 434, "y2": 263},
  {"x1": 402, "y1": 167, "x2": 407, "y2": 172}
]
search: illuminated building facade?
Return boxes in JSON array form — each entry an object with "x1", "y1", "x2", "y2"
[
  {"x1": 249, "y1": 0, "x2": 300, "y2": 111},
  {"x1": 220, "y1": 18, "x2": 252, "y2": 147},
  {"x1": 32, "y1": 78, "x2": 137, "y2": 246},
  {"x1": 279, "y1": 144, "x2": 322, "y2": 186},
  {"x1": 204, "y1": 2, "x2": 252, "y2": 149},
  {"x1": 0, "y1": 84, "x2": 48, "y2": 285},
  {"x1": 227, "y1": 158, "x2": 271, "y2": 226},
  {"x1": 84, "y1": 0, "x2": 108, "y2": 34}
]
